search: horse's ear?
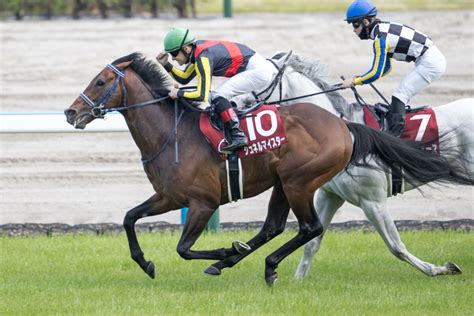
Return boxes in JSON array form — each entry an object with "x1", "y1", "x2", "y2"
[{"x1": 115, "y1": 60, "x2": 133, "y2": 70}]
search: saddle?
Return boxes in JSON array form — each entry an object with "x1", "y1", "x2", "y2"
[
  {"x1": 200, "y1": 104, "x2": 288, "y2": 160},
  {"x1": 362, "y1": 102, "x2": 429, "y2": 131},
  {"x1": 362, "y1": 102, "x2": 440, "y2": 195}
]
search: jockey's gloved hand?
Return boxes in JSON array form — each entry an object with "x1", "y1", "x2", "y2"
[
  {"x1": 168, "y1": 84, "x2": 179, "y2": 99},
  {"x1": 341, "y1": 77, "x2": 355, "y2": 89},
  {"x1": 156, "y1": 52, "x2": 169, "y2": 66},
  {"x1": 387, "y1": 112, "x2": 405, "y2": 137}
]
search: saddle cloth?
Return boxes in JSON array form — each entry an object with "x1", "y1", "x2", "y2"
[
  {"x1": 199, "y1": 104, "x2": 288, "y2": 160},
  {"x1": 363, "y1": 106, "x2": 440, "y2": 154}
]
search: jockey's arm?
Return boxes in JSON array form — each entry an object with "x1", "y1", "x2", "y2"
[
  {"x1": 381, "y1": 57, "x2": 392, "y2": 77},
  {"x1": 354, "y1": 37, "x2": 390, "y2": 86},
  {"x1": 177, "y1": 56, "x2": 212, "y2": 102},
  {"x1": 164, "y1": 62, "x2": 197, "y2": 84}
]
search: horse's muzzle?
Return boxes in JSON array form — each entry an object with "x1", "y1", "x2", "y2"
[
  {"x1": 64, "y1": 108, "x2": 93, "y2": 129},
  {"x1": 64, "y1": 108, "x2": 77, "y2": 125}
]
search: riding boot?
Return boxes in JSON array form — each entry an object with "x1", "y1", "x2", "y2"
[
  {"x1": 221, "y1": 113, "x2": 248, "y2": 152},
  {"x1": 386, "y1": 96, "x2": 406, "y2": 137},
  {"x1": 212, "y1": 96, "x2": 248, "y2": 152}
]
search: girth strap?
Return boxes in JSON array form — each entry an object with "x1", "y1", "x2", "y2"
[{"x1": 226, "y1": 153, "x2": 243, "y2": 202}]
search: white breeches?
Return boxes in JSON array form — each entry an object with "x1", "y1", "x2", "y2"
[
  {"x1": 210, "y1": 53, "x2": 277, "y2": 102},
  {"x1": 393, "y1": 46, "x2": 446, "y2": 104}
]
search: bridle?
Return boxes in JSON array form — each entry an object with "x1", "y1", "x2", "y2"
[
  {"x1": 77, "y1": 63, "x2": 194, "y2": 166},
  {"x1": 78, "y1": 63, "x2": 170, "y2": 118}
]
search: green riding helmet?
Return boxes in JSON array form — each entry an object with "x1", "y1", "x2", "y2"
[{"x1": 163, "y1": 28, "x2": 195, "y2": 53}]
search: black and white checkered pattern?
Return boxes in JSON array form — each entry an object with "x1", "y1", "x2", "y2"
[{"x1": 372, "y1": 21, "x2": 433, "y2": 63}]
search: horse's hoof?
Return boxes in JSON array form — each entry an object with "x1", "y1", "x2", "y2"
[
  {"x1": 265, "y1": 273, "x2": 278, "y2": 287},
  {"x1": 146, "y1": 261, "x2": 155, "y2": 279},
  {"x1": 232, "y1": 241, "x2": 251, "y2": 254},
  {"x1": 445, "y1": 262, "x2": 462, "y2": 274},
  {"x1": 204, "y1": 265, "x2": 222, "y2": 276}
]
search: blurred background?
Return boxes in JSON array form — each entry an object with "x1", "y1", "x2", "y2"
[
  {"x1": 1, "y1": 0, "x2": 472, "y2": 20},
  {"x1": 1, "y1": 1, "x2": 473, "y2": 226}
]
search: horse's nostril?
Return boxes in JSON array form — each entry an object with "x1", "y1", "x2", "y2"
[{"x1": 64, "y1": 109, "x2": 77, "y2": 119}]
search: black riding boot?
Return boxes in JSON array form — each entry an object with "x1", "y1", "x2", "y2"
[
  {"x1": 213, "y1": 96, "x2": 248, "y2": 152},
  {"x1": 386, "y1": 96, "x2": 406, "y2": 137},
  {"x1": 222, "y1": 115, "x2": 248, "y2": 152}
]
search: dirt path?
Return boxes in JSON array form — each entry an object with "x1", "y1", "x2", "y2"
[{"x1": 1, "y1": 12, "x2": 473, "y2": 225}]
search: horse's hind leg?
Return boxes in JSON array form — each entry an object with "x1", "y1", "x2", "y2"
[
  {"x1": 264, "y1": 187, "x2": 324, "y2": 286},
  {"x1": 204, "y1": 181, "x2": 291, "y2": 276},
  {"x1": 123, "y1": 194, "x2": 178, "y2": 279},
  {"x1": 294, "y1": 188, "x2": 345, "y2": 280},
  {"x1": 361, "y1": 199, "x2": 462, "y2": 276},
  {"x1": 176, "y1": 200, "x2": 243, "y2": 261}
]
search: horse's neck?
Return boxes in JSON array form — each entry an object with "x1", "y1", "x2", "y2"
[
  {"x1": 122, "y1": 72, "x2": 177, "y2": 158},
  {"x1": 347, "y1": 105, "x2": 365, "y2": 124},
  {"x1": 277, "y1": 71, "x2": 339, "y2": 116}
]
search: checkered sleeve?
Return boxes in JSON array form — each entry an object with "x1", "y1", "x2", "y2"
[
  {"x1": 354, "y1": 37, "x2": 390, "y2": 85},
  {"x1": 377, "y1": 21, "x2": 433, "y2": 63}
]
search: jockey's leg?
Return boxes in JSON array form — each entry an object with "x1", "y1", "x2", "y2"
[
  {"x1": 386, "y1": 96, "x2": 406, "y2": 137},
  {"x1": 213, "y1": 53, "x2": 276, "y2": 108},
  {"x1": 389, "y1": 46, "x2": 446, "y2": 137},
  {"x1": 212, "y1": 96, "x2": 248, "y2": 151},
  {"x1": 389, "y1": 69, "x2": 427, "y2": 137}
]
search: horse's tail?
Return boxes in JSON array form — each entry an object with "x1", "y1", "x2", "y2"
[{"x1": 346, "y1": 122, "x2": 473, "y2": 187}]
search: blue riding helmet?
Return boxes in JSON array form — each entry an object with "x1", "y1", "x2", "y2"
[{"x1": 345, "y1": 0, "x2": 378, "y2": 23}]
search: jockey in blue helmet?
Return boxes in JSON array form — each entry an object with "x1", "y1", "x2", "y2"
[{"x1": 341, "y1": 0, "x2": 446, "y2": 137}]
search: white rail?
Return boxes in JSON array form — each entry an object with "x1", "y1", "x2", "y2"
[{"x1": 0, "y1": 112, "x2": 128, "y2": 133}]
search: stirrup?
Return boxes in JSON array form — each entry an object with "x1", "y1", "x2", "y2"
[{"x1": 221, "y1": 141, "x2": 247, "y2": 153}]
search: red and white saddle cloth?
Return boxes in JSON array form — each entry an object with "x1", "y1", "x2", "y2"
[
  {"x1": 199, "y1": 105, "x2": 288, "y2": 160},
  {"x1": 363, "y1": 107, "x2": 440, "y2": 154}
]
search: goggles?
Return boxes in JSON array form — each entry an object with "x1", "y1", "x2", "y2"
[
  {"x1": 169, "y1": 49, "x2": 181, "y2": 57},
  {"x1": 352, "y1": 21, "x2": 362, "y2": 29}
]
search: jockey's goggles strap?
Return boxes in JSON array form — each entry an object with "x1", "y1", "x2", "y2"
[{"x1": 178, "y1": 29, "x2": 189, "y2": 51}]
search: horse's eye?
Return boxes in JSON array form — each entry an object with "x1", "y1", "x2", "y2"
[{"x1": 97, "y1": 79, "x2": 105, "y2": 86}]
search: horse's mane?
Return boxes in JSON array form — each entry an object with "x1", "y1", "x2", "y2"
[
  {"x1": 284, "y1": 54, "x2": 352, "y2": 118},
  {"x1": 112, "y1": 52, "x2": 172, "y2": 97}
]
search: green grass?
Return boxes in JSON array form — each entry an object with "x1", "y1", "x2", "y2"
[
  {"x1": 1, "y1": 230, "x2": 473, "y2": 315},
  {"x1": 197, "y1": 0, "x2": 473, "y2": 13}
]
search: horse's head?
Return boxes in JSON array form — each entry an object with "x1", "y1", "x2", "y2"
[{"x1": 64, "y1": 60, "x2": 133, "y2": 129}]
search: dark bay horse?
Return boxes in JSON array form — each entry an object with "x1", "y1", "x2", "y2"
[{"x1": 64, "y1": 53, "x2": 472, "y2": 285}]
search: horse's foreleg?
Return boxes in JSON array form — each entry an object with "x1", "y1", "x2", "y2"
[
  {"x1": 204, "y1": 182, "x2": 291, "y2": 276},
  {"x1": 176, "y1": 202, "x2": 237, "y2": 260},
  {"x1": 123, "y1": 194, "x2": 176, "y2": 279},
  {"x1": 361, "y1": 199, "x2": 462, "y2": 276},
  {"x1": 294, "y1": 188, "x2": 345, "y2": 280}
]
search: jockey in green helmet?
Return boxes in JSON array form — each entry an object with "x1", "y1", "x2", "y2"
[
  {"x1": 157, "y1": 27, "x2": 277, "y2": 153},
  {"x1": 163, "y1": 27, "x2": 196, "y2": 61}
]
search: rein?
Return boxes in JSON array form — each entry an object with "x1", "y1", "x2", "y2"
[
  {"x1": 255, "y1": 51, "x2": 293, "y2": 103},
  {"x1": 265, "y1": 85, "x2": 344, "y2": 105},
  {"x1": 249, "y1": 52, "x2": 345, "y2": 106},
  {"x1": 141, "y1": 105, "x2": 185, "y2": 166}
]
